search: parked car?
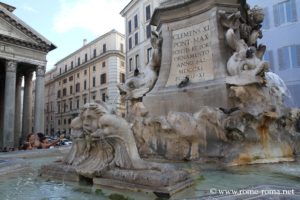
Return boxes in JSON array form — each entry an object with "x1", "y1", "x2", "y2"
[{"x1": 60, "y1": 139, "x2": 72, "y2": 146}]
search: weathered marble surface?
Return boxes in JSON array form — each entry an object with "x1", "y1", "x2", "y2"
[
  {"x1": 131, "y1": 84, "x2": 300, "y2": 165},
  {"x1": 40, "y1": 102, "x2": 192, "y2": 197}
]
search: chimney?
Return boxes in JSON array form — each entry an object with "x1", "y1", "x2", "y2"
[{"x1": 83, "y1": 39, "x2": 87, "y2": 46}]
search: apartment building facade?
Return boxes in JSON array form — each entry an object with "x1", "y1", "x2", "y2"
[
  {"x1": 44, "y1": 68, "x2": 56, "y2": 135},
  {"x1": 249, "y1": 0, "x2": 300, "y2": 107},
  {"x1": 120, "y1": 0, "x2": 168, "y2": 79},
  {"x1": 47, "y1": 30, "x2": 125, "y2": 135}
]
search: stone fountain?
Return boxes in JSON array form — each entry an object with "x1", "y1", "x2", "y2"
[{"x1": 40, "y1": 0, "x2": 300, "y2": 198}]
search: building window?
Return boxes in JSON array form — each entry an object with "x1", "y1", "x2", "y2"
[
  {"x1": 100, "y1": 73, "x2": 106, "y2": 84},
  {"x1": 147, "y1": 48, "x2": 152, "y2": 63},
  {"x1": 77, "y1": 73, "x2": 80, "y2": 78},
  {"x1": 93, "y1": 77, "x2": 96, "y2": 87},
  {"x1": 71, "y1": 61, "x2": 73, "y2": 69},
  {"x1": 84, "y1": 80, "x2": 87, "y2": 90},
  {"x1": 103, "y1": 44, "x2": 106, "y2": 53},
  {"x1": 76, "y1": 83, "x2": 80, "y2": 92},
  {"x1": 146, "y1": 5, "x2": 151, "y2": 21},
  {"x1": 129, "y1": 37, "x2": 132, "y2": 50},
  {"x1": 68, "y1": 118, "x2": 72, "y2": 124},
  {"x1": 146, "y1": 24, "x2": 151, "y2": 38},
  {"x1": 135, "y1": 54, "x2": 139, "y2": 69},
  {"x1": 93, "y1": 49, "x2": 97, "y2": 58},
  {"x1": 129, "y1": 58, "x2": 133, "y2": 72},
  {"x1": 70, "y1": 86, "x2": 73, "y2": 94},
  {"x1": 135, "y1": 32, "x2": 138, "y2": 45},
  {"x1": 84, "y1": 97, "x2": 87, "y2": 104},
  {"x1": 84, "y1": 69, "x2": 87, "y2": 75},
  {"x1": 58, "y1": 119, "x2": 60, "y2": 125},
  {"x1": 93, "y1": 66, "x2": 96, "y2": 71},
  {"x1": 92, "y1": 95, "x2": 96, "y2": 100},
  {"x1": 278, "y1": 45, "x2": 300, "y2": 71},
  {"x1": 65, "y1": 65, "x2": 67, "y2": 72},
  {"x1": 102, "y1": 93, "x2": 106, "y2": 102},
  {"x1": 64, "y1": 119, "x2": 66, "y2": 125},
  {"x1": 128, "y1": 20, "x2": 132, "y2": 34},
  {"x1": 78, "y1": 57, "x2": 81, "y2": 66},
  {"x1": 70, "y1": 100, "x2": 72, "y2": 110},
  {"x1": 278, "y1": 46, "x2": 291, "y2": 70},
  {"x1": 85, "y1": 53, "x2": 88, "y2": 62},
  {"x1": 134, "y1": 14, "x2": 138, "y2": 28},
  {"x1": 69, "y1": 76, "x2": 73, "y2": 81},
  {"x1": 63, "y1": 88, "x2": 67, "y2": 96},
  {"x1": 59, "y1": 68, "x2": 61, "y2": 74},
  {"x1": 57, "y1": 102, "x2": 60, "y2": 113},
  {"x1": 291, "y1": 45, "x2": 300, "y2": 67},
  {"x1": 274, "y1": 0, "x2": 297, "y2": 26},
  {"x1": 76, "y1": 99, "x2": 79, "y2": 109},
  {"x1": 102, "y1": 62, "x2": 106, "y2": 68},
  {"x1": 63, "y1": 78, "x2": 67, "y2": 84},
  {"x1": 57, "y1": 90, "x2": 61, "y2": 98},
  {"x1": 120, "y1": 43, "x2": 124, "y2": 52},
  {"x1": 120, "y1": 73, "x2": 125, "y2": 83},
  {"x1": 64, "y1": 102, "x2": 67, "y2": 113},
  {"x1": 262, "y1": 8, "x2": 270, "y2": 29}
]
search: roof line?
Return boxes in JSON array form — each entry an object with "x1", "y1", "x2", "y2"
[{"x1": 55, "y1": 29, "x2": 124, "y2": 65}]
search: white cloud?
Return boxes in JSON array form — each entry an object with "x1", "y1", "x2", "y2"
[
  {"x1": 22, "y1": 4, "x2": 38, "y2": 13},
  {"x1": 53, "y1": 0, "x2": 128, "y2": 35}
]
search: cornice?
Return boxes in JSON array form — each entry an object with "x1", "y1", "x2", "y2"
[
  {"x1": 53, "y1": 50, "x2": 125, "y2": 81},
  {"x1": 0, "y1": 34, "x2": 50, "y2": 52},
  {"x1": 55, "y1": 30, "x2": 125, "y2": 65},
  {"x1": 0, "y1": 9, "x2": 56, "y2": 52}
]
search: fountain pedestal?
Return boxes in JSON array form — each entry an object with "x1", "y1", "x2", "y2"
[{"x1": 143, "y1": 0, "x2": 241, "y2": 116}]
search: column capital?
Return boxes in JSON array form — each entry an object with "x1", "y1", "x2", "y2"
[
  {"x1": 24, "y1": 70, "x2": 34, "y2": 79},
  {"x1": 6, "y1": 60, "x2": 17, "y2": 72},
  {"x1": 36, "y1": 65, "x2": 45, "y2": 77}
]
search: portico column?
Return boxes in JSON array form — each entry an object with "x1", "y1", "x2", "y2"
[
  {"x1": 34, "y1": 65, "x2": 45, "y2": 133},
  {"x1": 3, "y1": 60, "x2": 17, "y2": 148},
  {"x1": 14, "y1": 75, "x2": 22, "y2": 148},
  {"x1": 21, "y1": 71, "x2": 33, "y2": 142}
]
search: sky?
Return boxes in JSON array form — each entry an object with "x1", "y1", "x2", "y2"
[{"x1": 2, "y1": 0, "x2": 130, "y2": 71}]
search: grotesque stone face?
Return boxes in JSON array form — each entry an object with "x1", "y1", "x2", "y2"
[{"x1": 81, "y1": 108, "x2": 99, "y2": 134}]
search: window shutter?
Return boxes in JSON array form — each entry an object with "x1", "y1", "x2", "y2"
[
  {"x1": 291, "y1": 0, "x2": 298, "y2": 22},
  {"x1": 278, "y1": 48, "x2": 284, "y2": 70},
  {"x1": 296, "y1": 45, "x2": 300, "y2": 67},
  {"x1": 273, "y1": 4, "x2": 280, "y2": 26},
  {"x1": 263, "y1": 8, "x2": 270, "y2": 29}
]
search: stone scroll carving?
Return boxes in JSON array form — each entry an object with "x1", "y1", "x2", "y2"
[
  {"x1": 219, "y1": 5, "x2": 269, "y2": 86},
  {"x1": 6, "y1": 60, "x2": 17, "y2": 72},
  {"x1": 117, "y1": 31, "x2": 162, "y2": 100},
  {"x1": 36, "y1": 65, "x2": 45, "y2": 77}
]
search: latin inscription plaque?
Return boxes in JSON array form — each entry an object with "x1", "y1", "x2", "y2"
[{"x1": 166, "y1": 20, "x2": 214, "y2": 86}]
